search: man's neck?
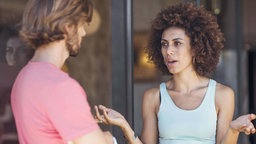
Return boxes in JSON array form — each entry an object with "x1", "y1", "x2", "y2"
[{"x1": 30, "y1": 40, "x2": 69, "y2": 68}]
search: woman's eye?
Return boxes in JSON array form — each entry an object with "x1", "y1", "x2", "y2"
[
  {"x1": 161, "y1": 42, "x2": 168, "y2": 48},
  {"x1": 174, "y1": 41, "x2": 182, "y2": 47},
  {"x1": 6, "y1": 48, "x2": 13, "y2": 53}
]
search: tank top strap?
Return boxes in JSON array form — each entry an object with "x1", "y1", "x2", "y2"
[
  {"x1": 159, "y1": 80, "x2": 217, "y2": 111},
  {"x1": 159, "y1": 82, "x2": 170, "y2": 103},
  {"x1": 159, "y1": 82, "x2": 177, "y2": 112},
  {"x1": 160, "y1": 82, "x2": 165, "y2": 94},
  {"x1": 158, "y1": 80, "x2": 217, "y2": 143},
  {"x1": 201, "y1": 79, "x2": 217, "y2": 109}
]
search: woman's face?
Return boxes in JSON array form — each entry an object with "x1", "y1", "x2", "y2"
[
  {"x1": 161, "y1": 27, "x2": 194, "y2": 75},
  {"x1": 6, "y1": 36, "x2": 33, "y2": 67}
]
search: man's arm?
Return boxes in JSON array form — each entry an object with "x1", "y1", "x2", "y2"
[{"x1": 71, "y1": 129, "x2": 113, "y2": 144}]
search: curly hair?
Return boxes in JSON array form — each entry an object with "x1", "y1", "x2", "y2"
[
  {"x1": 20, "y1": 0, "x2": 93, "y2": 49},
  {"x1": 146, "y1": 3, "x2": 225, "y2": 77}
]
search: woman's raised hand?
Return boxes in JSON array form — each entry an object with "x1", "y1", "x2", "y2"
[
  {"x1": 94, "y1": 105, "x2": 127, "y2": 128},
  {"x1": 230, "y1": 113, "x2": 256, "y2": 135}
]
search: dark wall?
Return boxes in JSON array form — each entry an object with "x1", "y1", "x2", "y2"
[{"x1": 67, "y1": 0, "x2": 112, "y2": 109}]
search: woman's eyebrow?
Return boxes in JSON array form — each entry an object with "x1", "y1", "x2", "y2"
[
  {"x1": 161, "y1": 39, "x2": 168, "y2": 42},
  {"x1": 161, "y1": 37, "x2": 184, "y2": 41},
  {"x1": 172, "y1": 38, "x2": 183, "y2": 41}
]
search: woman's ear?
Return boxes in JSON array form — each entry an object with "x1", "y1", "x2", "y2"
[{"x1": 191, "y1": 48, "x2": 196, "y2": 57}]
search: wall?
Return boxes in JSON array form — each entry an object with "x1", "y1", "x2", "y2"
[{"x1": 67, "y1": 0, "x2": 112, "y2": 109}]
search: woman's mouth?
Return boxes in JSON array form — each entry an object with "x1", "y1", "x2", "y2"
[{"x1": 166, "y1": 60, "x2": 178, "y2": 67}]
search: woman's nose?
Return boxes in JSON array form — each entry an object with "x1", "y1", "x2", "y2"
[{"x1": 166, "y1": 46, "x2": 174, "y2": 56}]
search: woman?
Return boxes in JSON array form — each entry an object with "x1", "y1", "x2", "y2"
[
  {"x1": 5, "y1": 27, "x2": 34, "y2": 69},
  {"x1": 95, "y1": 3, "x2": 255, "y2": 144}
]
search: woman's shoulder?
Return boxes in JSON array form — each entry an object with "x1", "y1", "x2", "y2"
[
  {"x1": 215, "y1": 81, "x2": 234, "y2": 97},
  {"x1": 215, "y1": 81, "x2": 235, "y2": 107},
  {"x1": 143, "y1": 87, "x2": 160, "y2": 99},
  {"x1": 142, "y1": 86, "x2": 161, "y2": 109},
  {"x1": 143, "y1": 80, "x2": 173, "y2": 96}
]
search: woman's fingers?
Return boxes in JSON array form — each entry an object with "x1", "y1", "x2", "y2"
[
  {"x1": 240, "y1": 121, "x2": 255, "y2": 135},
  {"x1": 252, "y1": 128, "x2": 256, "y2": 134},
  {"x1": 94, "y1": 105, "x2": 105, "y2": 123},
  {"x1": 245, "y1": 114, "x2": 256, "y2": 134},
  {"x1": 102, "y1": 107, "x2": 112, "y2": 124},
  {"x1": 99, "y1": 105, "x2": 111, "y2": 113},
  {"x1": 248, "y1": 124, "x2": 256, "y2": 134},
  {"x1": 94, "y1": 105, "x2": 126, "y2": 127},
  {"x1": 99, "y1": 105, "x2": 116, "y2": 125},
  {"x1": 94, "y1": 105, "x2": 114, "y2": 124},
  {"x1": 94, "y1": 106, "x2": 101, "y2": 123},
  {"x1": 250, "y1": 113, "x2": 256, "y2": 121}
]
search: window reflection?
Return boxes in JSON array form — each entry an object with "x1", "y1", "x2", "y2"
[{"x1": 0, "y1": 0, "x2": 28, "y2": 143}]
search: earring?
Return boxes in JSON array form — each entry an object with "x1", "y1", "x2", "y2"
[{"x1": 192, "y1": 57, "x2": 196, "y2": 64}]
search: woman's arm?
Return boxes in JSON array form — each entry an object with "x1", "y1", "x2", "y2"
[
  {"x1": 94, "y1": 88, "x2": 160, "y2": 144},
  {"x1": 141, "y1": 88, "x2": 160, "y2": 144},
  {"x1": 215, "y1": 84, "x2": 235, "y2": 144},
  {"x1": 221, "y1": 114, "x2": 256, "y2": 144},
  {"x1": 215, "y1": 83, "x2": 256, "y2": 144},
  {"x1": 94, "y1": 105, "x2": 143, "y2": 144}
]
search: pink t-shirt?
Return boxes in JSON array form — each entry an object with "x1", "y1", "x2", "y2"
[{"x1": 11, "y1": 61, "x2": 99, "y2": 144}]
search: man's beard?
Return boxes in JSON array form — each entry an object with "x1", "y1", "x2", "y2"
[
  {"x1": 68, "y1": 45, "x2": 80, "y2": 57},
  {"x1": 66, "y1": 39, "x2": 80, "y2": 57}
]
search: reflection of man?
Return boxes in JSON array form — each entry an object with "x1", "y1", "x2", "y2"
[{"x1": 11, "y1": 0, "x2": 113, "y2": 143}]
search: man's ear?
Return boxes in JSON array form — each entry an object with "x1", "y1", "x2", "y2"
[
  {"x1": 63, "y1": 23, "x2": 75, "y2": 41},
  {"x1": 64, "y1": 23, "x2": 74, "y2": 35},
  {"x1": 62, "y1": 34, "x2": 67, "y2": 40}
]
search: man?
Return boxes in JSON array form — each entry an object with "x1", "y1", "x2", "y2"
[{"x1": 11, "y1": 0, "x2": 113, "y2": 143}]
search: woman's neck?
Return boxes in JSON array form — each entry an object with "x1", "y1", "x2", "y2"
[{"x1": 170, "y1": 70, "x2": 209, "y2": 94}]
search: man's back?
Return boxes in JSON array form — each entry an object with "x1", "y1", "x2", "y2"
[{"x1": 11, "y1": 61, "x2": 99, "y2": 144}]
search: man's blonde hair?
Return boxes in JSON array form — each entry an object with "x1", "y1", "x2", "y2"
[{"x1": 20, "y1": 0, "x2": 93, "y2": 49}]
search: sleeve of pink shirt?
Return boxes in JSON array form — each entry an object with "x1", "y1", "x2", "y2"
[{"x1": 45, "y1": 79, "x2": 99, "y2": 142}]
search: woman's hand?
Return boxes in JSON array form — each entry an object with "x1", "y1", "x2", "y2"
[
  {"x1": 95, "y1": 105, "x2": 142, "y2": 144},
  {"x1": 230, "y1": 113, "x2": 256, "y2": 135},
  {"x1": 94, "y1": 105, "x2": 127, "y2": 128}
]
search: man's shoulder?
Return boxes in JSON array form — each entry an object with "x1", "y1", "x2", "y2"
[{"x1": 23, "y1": 62, "x2": 74, "y2": 83}]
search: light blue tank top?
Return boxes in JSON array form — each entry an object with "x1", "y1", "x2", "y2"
[{"x1": 158, "y1": 79, "x2": 217, "y2": 144}]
